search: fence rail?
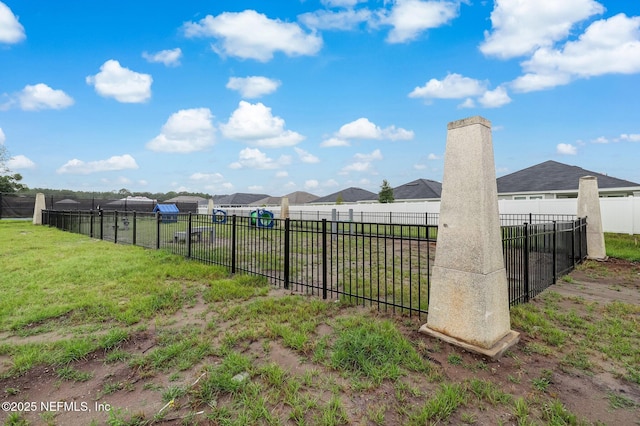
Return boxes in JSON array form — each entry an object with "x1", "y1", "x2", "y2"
[{"x1": 42, "y1": 210, "x2": 587, "y2": 318}]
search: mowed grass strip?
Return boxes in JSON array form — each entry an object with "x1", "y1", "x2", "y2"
[{"x1": 0, "y1": 221, "x2": 229, "y2": 332}]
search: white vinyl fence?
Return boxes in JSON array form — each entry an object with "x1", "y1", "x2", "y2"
[{"x1": 209, "y1": 196, "x2": 640, "y2": 234}]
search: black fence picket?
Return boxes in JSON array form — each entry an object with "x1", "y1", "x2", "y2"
[{"x1": 41, "y1": 209, "x2": 588, "y2": 319}]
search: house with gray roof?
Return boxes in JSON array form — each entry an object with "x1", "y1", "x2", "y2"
[
  {"x1": 309, "y1": 187, "x2": 377, "y2": 204},
  {"x1": 497, "y1": 160, "x2": 640, "y2": 199},
  {"x1": 215, "y1": 192, "x2": 271, "y2": 207},
  {"x1": 392, "y1": 178, "x2": 442, "y2": 201},
  {"x1": 250, "y1": 191, "x2": 319, "y2": 206}
]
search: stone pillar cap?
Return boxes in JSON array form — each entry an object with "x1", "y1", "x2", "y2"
[{"x1": 448, "y1": 116, "x2": 491, "y2": 130}]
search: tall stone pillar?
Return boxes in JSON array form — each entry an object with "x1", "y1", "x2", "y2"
[
  {"x1": 577, "y1": 176, "x2": 606, "y2": 260},
  {"x1": 32, "y1": 193, "x2": 46, "y2": 225},
  {"x1": 419, "y1": 116, "x2": 519, "y2": 358},
  {"x1": 281, "y1": 197, "x2": 290, "y2": 219}
]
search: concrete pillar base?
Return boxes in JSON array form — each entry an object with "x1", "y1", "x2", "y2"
[{"x1": 419, "y1": 325, "x2": 520, "y2": 360}]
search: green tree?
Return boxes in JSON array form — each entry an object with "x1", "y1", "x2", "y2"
[
  {"x1": 378, "y1": 179, "x2": 394, "y2": 203},
  {"x1": 335, "y1": 193, "x2": 344, "y2": 205},
  {"x1": 0, "y1": 145, "x2": 26, "y2": 193}
]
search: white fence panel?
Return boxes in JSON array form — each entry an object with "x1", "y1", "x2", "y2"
[{"x1": 212, "y1": 197, "x2": 640, "y2": 234}]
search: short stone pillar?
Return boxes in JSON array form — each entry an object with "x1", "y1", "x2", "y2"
[
  {"x1": 281, "y1": 197, "x2": 290, "y2": 219},
  {"x1": 577, "y1": 176, "x2": 606, "y2": 260},
  {"x1": 32, "y1": 193, "x2": 46, "y2": 225},
  {"x1": 419, "y1": 116, "x2": 519, "y2": 359},
  {"x1": 207, "y1": 199, "x2": 214, "y2": 215}
]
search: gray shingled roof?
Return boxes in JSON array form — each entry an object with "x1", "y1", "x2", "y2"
[
  {"x1": 311, "y1": 187, "x2": 377, "y2": 203},
  {"x1": 497, "y1": 160, "x2": 640, "y2": 193},
  {"x1": 165, "y1": 195, "x2": 209, "y2": 204},
  {"x1": 250, "y1": 191, "x2": 319, "y2": 206},
  {"x1": 215, "y1": 192, "x2": 271, "y2": 206},
  {"x1": 393, "y1": 179, "x2": 442, "y2": 199}
]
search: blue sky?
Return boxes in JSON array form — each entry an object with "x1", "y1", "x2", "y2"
[{"x1": 1, "y1": 0, "x2": 639, "y2": 196}]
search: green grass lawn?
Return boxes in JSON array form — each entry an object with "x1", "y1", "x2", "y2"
[
  {"x1": 605, "y1": 233, "x2": 640, "y2": 261},
  {"x1": 1, "y1": 221, "x2": 638, "y2": 425}
]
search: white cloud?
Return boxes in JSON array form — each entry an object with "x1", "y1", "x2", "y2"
[
  {"x1": 189, "y1": 172, "x2": 225, "y2": 182},
  {"x1": 342, "y1": 162, "x2": 371, "y2": 172},
  {"x1": 142, "y1": 48, "x2": 182, "y2": 66},
  {"x1": 512, "y1": 14, "x2": 640, "y2": 93},
  {"x1": 298, "y1": 9, "x2": 371, "y2": 31},
  {"x1": 229, "y1": 147, "x2": 291, "y2": 170},
  {"x1": 0, "y1": 2, "x2": 25, "y2": 44},
  {"x1": 305, "y1": 179, "x2": 319, "y2": 190},
  {"x1": 183, "y1": 10, "x2": 322, "y2": 62},
  {"x1": 354, "y1": 149, "x2": 383, "y2": 161},
  {"x1": 341, "y1": 149, "x2": 383, "y2": 173},
  {"x1": 383, "y1": 0, "x2": 459, "y2": 44},
  {"x1": 427, "y1": 153, "x2": 441, "y2": 160},
  {"x1": 458, "y1": 98, "x2": 475, "y2": 108},
  {"x1": 321, "y1": 0, "x2": 367, "y2": 7},
  {"x1": 226, "y1": 76, "x2": 281, "y2": 98},
  {"x1": 57, "y1": 154, "x2": 139, "y2": 174},
  {"x1": 383, "y1": 125, "x2": 414, "y2": 141},
  {"x1": 411, "y1": 73, "x2": 511, "y2": 108},
  {"x1": 294, "y1": 147, "x2": 320, "y2": 163},
  {"x1": 146, "y1": 108, "x2": 216, "y2": 153},
  {"x1": 86, "y1": 60, "x2": 152, "y2": 103},
  {"x1": 592, "y1": 137, "x2": 609, "y2": 144},
  {"x1": 556, "y1": 143, "x2": 577, "y2": 155},
  {"x1": 409, "y1": 73, "x2": 487, "y2": 100},
  {"x1": 478, "y1": 86, "x2": 512, "y2": 108},
  {"x1": 480, "y1": 0, "x2": 604, "y2": 59},
  {"x1": 320, "y1": 137, "x2": 350, "y2": 147},
  {"x1": 510, "y1": 73, "x2": 571, "y2": 93},
  {"x1": 221, "y1": 101, "x2": 304, "y2": 148},
  {"x1": 338, "y1": 118, "x2": 380, "y2": 139},
  {"x1": 8, "y1": 155, "x2": 35, "y2": 169},
  {"x1": 17, "y1": 84, "x2": 74, "y2": 111},
  {"x1": 336, "y1": 117, "x2": 414, "y2": 140},
  {"x1": 619, "y1": 133, "x2": 640, "y2": 142},
  {"x1": 304, "y1": 178, "x2": 339, "y2": 191},
  {"x1": 276, "y1": 171, "x2": 288, "y2": 178}
]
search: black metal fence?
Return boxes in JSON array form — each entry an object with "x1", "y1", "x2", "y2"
[
  {"x1": 42, "y1": 210, "x2": 587, "y2": 318},
  {"x1": 0, "y1": 193, "x2": 198, "y2": 219}
]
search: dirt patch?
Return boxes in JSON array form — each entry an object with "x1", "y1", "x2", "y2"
[{"x1": 1, "y1": 259, "x2": 638, "y2": 425}]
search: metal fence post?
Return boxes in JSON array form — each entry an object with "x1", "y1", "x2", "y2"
[
  {"x1": 322, "y1": 218, "x2": 328, "y2": 300},
  {"x1": 99, "y1": 209, "x2": 104, "y2": 240},
  {"x1": 284, "y1": 218, "x2": 290, "y2": 290},
  {"x1": 552, "y1": 221, "x2": 557, "y2": 284},
  {"x1": 156, "y1": 212, "x2": 161, "y2": 250},
  {"x1": 90, "y1": 210, "x2": 94, "y2": 238},
  {"x1": 524, "y1": 223, "x2": 530, "y2": 302},
  {"x1": 132, "y1": 211, "x2": 137, "y2": 246},
  {"x1": 114, "y1": 210, "x2": 119, "y2": 244},
  {"x1": 571, "y1": 220, "x2": 576, "y2": 268},
  {"x1": 231, "y1": 215, "x2": 237, "y2": 274},
  {"x1": 187, "y1": 212, "x2": 192, "y2": 258}
]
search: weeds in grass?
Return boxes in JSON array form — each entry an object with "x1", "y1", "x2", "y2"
[
  {"x1": 541, "y1": 399, "x2": 579, "y2": 424},
  {"x1": 447, "y1": 353, "x2": 463, "y2": 365},
  {"x1": 607, "y1": 392, "x2": 637, "y2": 409},
  {"x1": 410, "y1": 383, "x2": 466, "y2": 425},
  {"x1": 56, "y1": 365, "x2": 93, "y2": 382},
  {"x1": 329, "y1": 315, "x2": 432, "y2": 385},
  {"x1": 161, "y1": 385, "x2": 186, "y2": 403}
]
